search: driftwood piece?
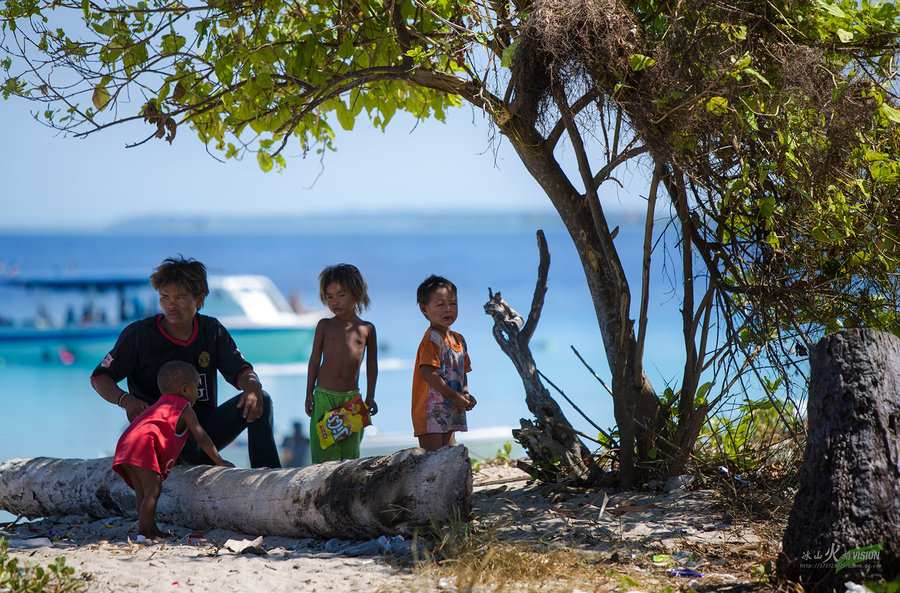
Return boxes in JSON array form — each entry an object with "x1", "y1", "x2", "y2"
[
  {"x1": 484, "y1": 230, "x2": 598, "y2": 485},
  {"x1": 0, "y1": 446, "x2": 472, "y2": 539},
  {"x1": 778, "y1": 329, "x2": 900, "y2": 591}
]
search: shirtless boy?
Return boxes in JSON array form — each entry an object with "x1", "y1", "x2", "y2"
[{"x1": 305, "y1": 264, "x2": 378, "y2": 463}]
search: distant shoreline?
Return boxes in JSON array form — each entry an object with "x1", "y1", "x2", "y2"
[{"x1": 0, "y1": 209, "x2": 647, "y2": 235}]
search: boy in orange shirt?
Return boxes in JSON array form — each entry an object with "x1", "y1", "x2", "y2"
[{"x1": 411, "y1": 275, "x2": 476, "y2": 451}]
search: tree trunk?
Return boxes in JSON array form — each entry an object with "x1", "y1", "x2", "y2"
[
  {"x1": 502, "y1": 120, "x2": 658, "y2": 486},
  {"x1": 778, "y1": 329, "x2": 900, "y2": 591},
  {"x1": 484, "y1": 230, "x2": 599, "y2": 485},
  {"x1": 0, "y1": 446, "x2": 472, "y2": 540}
]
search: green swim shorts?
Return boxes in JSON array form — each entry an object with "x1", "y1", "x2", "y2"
[{"x1": 309, "y1": 386, "x2": 364, "y2": 463}]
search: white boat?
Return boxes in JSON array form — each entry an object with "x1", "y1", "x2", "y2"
[
  {"x1": 0, "y1": 273, "x2": 323, "y2": 366},
  {"x1": 204, "y1": 275, "x2": 323, "y2": 364}
]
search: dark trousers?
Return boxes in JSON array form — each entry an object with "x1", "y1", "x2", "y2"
[{"x1": 179, "y1": 390, "x2": 281, "y2": 468}]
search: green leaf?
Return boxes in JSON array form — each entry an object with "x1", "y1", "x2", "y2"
[
  {"x1": 92, "y1": 84, "x2": 110, "y2": 110},
  {"x1": 742, "y1": 67, "x2": 770, "y2": 86},
  {"x1": 93, "y1": 19, "x2": 115, "y2": 36},
  {"x1": 706, "y1": 96, "x2": 729, "y2": 115},
  {"x1": 501, "y1": 38, "x2": 520, "y2": 68},
  {"x1": 257, "y1": 150, "x2": 273, "y2": 172},
  {"x1": 629, "y1": 53, "x2": 655, "y2": 71},
  {"x1": 817, "y1": 0, "x2": 848, "y2": 18},
  {"x1": 742, "y1": 110, "x2": 759, "y2": 131},
  {"x1": 123, "y1": 42, "x2": 149, "y2": 74},
  {"x1": 161, "y1": 33, "x2": 186, "y2": 54},
  {"x1": 335, "y1": 101, "x2": 354, "y2": 130},
  {"x1": 379, "y1": 99, "x2": 396, "y2": 125},
  {"x1": 405, "y1": 47, "x2": 426, "y2": 64},
  {"x1": 811, "y1": 225, "x2": 829, "y2": 242},
  {"x1": 696, "y1": 381, "x2": 713, "y2": 404},
  {"x1": 214, "y1": 56, "x2": 233, "y2": 85},
  {"x1": 337, "y1": 37, "x2": 353, "y2": 59},
  {"x1": 256, "y1": 72, "x2": 273, "y2": 89},
  {"x1": 837, "y1": 28, "x2": 853, "y2": 42},
  {"x1": 759, "y1": 195, "x2": 775, "y2": 218},
  {"x1": 732, "y1": 54, "x2": 751, "y2": 70},
  {"x1": 157, "y1": 81, "x2": 170, "y2": 103},
  {"x1": 880, "y1": 103, "x2": 900, "y2": 124}
]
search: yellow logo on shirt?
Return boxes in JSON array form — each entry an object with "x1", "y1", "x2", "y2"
[{"x1": 198, "y1": 351, "x2": 210, "y2": 368}]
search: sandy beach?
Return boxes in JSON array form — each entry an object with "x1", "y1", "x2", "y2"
[{"x1": 1, "y1": 460, "x2": 784, "y2": 592}]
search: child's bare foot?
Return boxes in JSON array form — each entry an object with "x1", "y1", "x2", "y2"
[
  {"x1": 150, "y1": 528, "x2": 173, "y2": 540},
  {"x1": 137, "y1": 527, "x2": 172, "y2": 541}
]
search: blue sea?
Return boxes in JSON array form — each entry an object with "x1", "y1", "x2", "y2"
[{"x1": 0, "y1": 214, "x2": 686, "y2": 486}]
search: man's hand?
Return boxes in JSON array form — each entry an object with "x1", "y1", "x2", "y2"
[
  {"x1": 305, "y1": 394, "x2": 314, "y2": 417},
  {"x1": 123, "y1": 394, "x2": 149, "y2": 422},
  {"x1": 365, "y1": 397, "x2": 378, "y2": 416},
  {"x1": 237, "y1": 389, "x2": 263, "y2": 422}
]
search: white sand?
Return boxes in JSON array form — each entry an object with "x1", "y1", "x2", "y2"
[{"x1": 1, "y1": 463, "x2": 780, "y2": 592}]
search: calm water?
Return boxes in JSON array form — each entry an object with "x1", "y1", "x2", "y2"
[{"x1": 0, "y1": 219, "x2": 686, "y2": 470}]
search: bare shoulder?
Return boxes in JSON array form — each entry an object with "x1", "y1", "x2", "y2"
[
  {"x1": 317, "y1": 316, "x2": 342, "y2": 332},
  {"x1": 347, "y1": 318, "x2": 373, "y2": 340}
]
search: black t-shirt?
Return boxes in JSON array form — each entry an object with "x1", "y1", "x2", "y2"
[{"x1": 91, "y1": 314, "x2": 252, "y2": 418}]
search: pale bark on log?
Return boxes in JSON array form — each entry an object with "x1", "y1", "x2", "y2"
[
  {"x1": 0, "y1": 446, "x2": 472, "y2": 540},
  {"x1": 778, "y1": 329, "x2": 900, "y2": 591}
]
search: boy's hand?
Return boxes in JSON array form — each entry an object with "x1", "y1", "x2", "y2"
[
  {"x1": 464, "y1": 393, "x2": 477, "y2": 411},
  {"x1": 366, "y1": 398, "x2": 378, "y2": 416},
  {"x1": 449, "y1": 390, "x2": 473, "y2": 410},
  {"x1": 217, "y1": 459, "x2": 235, "y2": 468},
  {"x1": 305, "y1": 394, "x2": 314, "y2": 417}
]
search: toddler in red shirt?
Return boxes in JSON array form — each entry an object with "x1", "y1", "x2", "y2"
[{"x1": 113, "y1": 360, "x2": 233, "y2": 540}]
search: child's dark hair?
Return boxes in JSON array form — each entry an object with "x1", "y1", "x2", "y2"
[
  {"x1": 157, "y1": 360, "x2": 200, "y2": 395},
  {"x1": 416, "y1": 275, "x2": 457, "y2": 305},
  {"x1": 318, "y1": 264, "x2": 371, "y2": 313},
  {"x1": 150, "y1": 256, "x2": 209, "y2": 303}
]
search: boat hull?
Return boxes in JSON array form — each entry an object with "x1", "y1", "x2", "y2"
[{"x1": 228, "y1": 327, "x2": 316, "y2": 366}]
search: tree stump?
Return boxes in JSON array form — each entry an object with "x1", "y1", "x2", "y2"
[
  {"x1": 778, "y1": 329, "x2": 900, "y2": 591},
  {"x1": 0, "y1": 446, "x2": 472, "y2": 540}
]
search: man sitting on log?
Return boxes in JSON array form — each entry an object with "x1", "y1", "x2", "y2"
[{"x1": 90, "y1": 256, "x2": 282, "y2": 468}]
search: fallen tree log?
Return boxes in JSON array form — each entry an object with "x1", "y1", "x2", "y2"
[
  {"x1": 778, "y1": 329, "x2": 900, "y2": 591},
  {"x1": 0, "y1": 446, "x2": 472, "y2": 540}
]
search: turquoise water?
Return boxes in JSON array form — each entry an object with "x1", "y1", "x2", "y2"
[{"x1": 0, "y1": 218, "x2": 686, "y2": 471}]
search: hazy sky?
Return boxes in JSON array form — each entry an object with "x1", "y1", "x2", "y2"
[{"x1": 1, "y1": 91, "x2": 648, "y2": 231}]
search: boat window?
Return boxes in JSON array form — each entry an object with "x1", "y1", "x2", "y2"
[
  {"x1": 203, "y1": 288, "x2": 245, "y2": 317},
  {"x1": 263, "y1": 284, "x2": 294, "y2": 313},
  {"x1": 234, "y1": 288, "x2": 279, "y2": 318}
]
